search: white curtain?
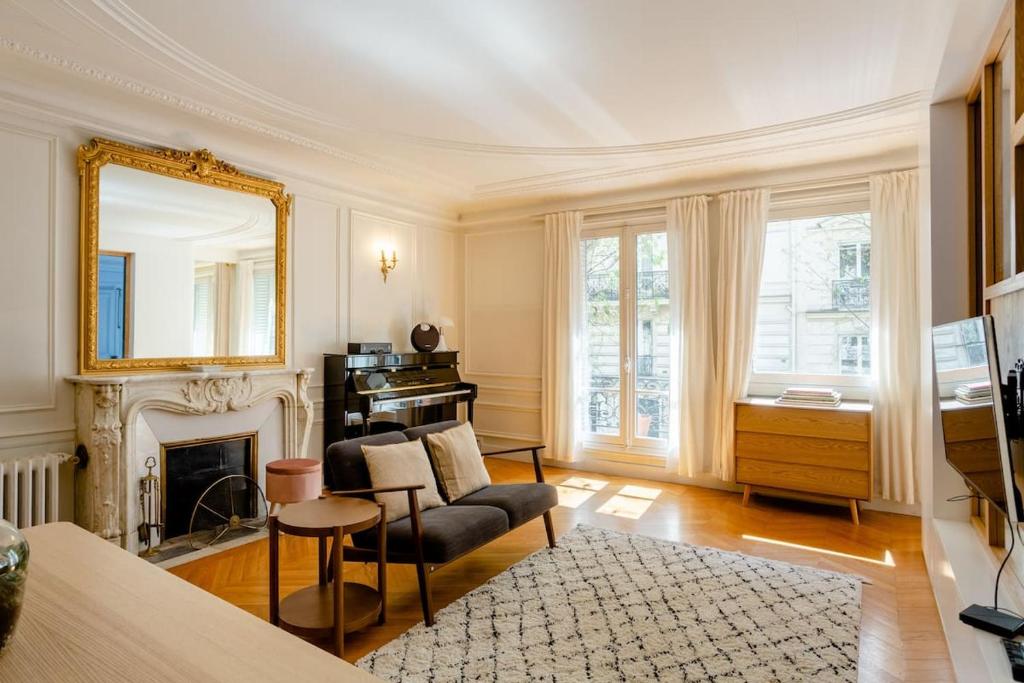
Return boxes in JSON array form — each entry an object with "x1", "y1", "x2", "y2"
[
  {"x1": 666, "y1": 196, "x2": 714, "y2": 477},
  {"x1": 711, "y1": 189, "x2": 769, "y2": 481},
  {"x1": 232, "y1": 260, "x2": 255, "y2": 356},
  {"x1": 870, "y1": 170, "x2": 920, "y2": 504},
  {"x1": 542, "y1": 211, "x2": 583, "y2": 462}
]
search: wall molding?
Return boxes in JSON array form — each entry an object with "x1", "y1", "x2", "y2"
[
  {"x1": 475, "y1": 401, "x2": 541, "y2": 415},
  {"x1": 0, "y1": 122, "x2": 57, "y2": 413}
]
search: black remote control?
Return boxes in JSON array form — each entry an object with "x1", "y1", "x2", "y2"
[{"x1": 1003, "y1": 638, "x2": 1024, "y2": 681}]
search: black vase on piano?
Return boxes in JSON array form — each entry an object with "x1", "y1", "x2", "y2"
[{"x1": 322, "y1": 350, "x2": 477, "y2": 453}]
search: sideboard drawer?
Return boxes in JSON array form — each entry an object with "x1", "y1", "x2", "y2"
[
  {"x1": 735, "y1": 404, "x2": 870, "y2": 442},
  {"x1": 735, "y1": 457, "x2": 870, "y2": 499},
  {"x1": 735, "y1": 431, "x2": 870, "y2": 471}
]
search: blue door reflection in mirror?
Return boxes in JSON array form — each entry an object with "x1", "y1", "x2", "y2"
[{"x1": 98, "y1": 252, "x2": 129, "y2": 359}]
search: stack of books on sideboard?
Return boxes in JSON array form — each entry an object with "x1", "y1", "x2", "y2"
[
  {"x1": 775, "y1": 387, "x2": 842, "y2": 407},
  {"x1": 954, "y1": 381, "x2": 992, "y2": 405}
]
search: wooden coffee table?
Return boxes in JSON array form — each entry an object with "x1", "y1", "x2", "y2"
[{"x1": 268, "y1": 495, "x2": 385, "y2": 657}]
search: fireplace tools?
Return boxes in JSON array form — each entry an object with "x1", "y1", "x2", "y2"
[{"x1": 138, "y1": 456, "x2": 162, "y2": 556}]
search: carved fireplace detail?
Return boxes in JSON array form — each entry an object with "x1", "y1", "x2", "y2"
[{"x1": 67, "y1": 368, "x2": 313, "y2": 550}]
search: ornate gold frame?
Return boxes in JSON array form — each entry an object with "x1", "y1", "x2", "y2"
[{"x1": 78, "y1": 137, "x2": 291, "y2": 374}]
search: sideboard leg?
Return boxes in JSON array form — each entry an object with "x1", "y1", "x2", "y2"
[
  {"x1": 741, "y1": 485, "x2": 751, "y2": 507},
  {"x1": 849, "y1": 499, "x2": 860, "y2": 525}
]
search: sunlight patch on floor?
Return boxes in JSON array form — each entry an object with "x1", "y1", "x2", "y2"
[
  {"x1": 556, "y1": 485, "x2": 597, "y2": 508},
  {"x1": 742, "y1": 534, "x2": 896, "y2": 567},
  {"x1": 596, "y1": 495, "x2": 654, "y2": 520},
  {"x1": 560, "y1": 476, "x2": 609, "y2": 491},
  {"x1": 618, "y1": 484, "x2": 661, "y2": 500}
]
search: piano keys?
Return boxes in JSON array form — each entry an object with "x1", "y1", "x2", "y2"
[{"x1": 322, "y1": 350, "x2": 477, "y2": 452}]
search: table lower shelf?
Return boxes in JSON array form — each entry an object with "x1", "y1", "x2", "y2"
[{"x1": 279, "y1": 582, "x2": 382, "y2": 638}]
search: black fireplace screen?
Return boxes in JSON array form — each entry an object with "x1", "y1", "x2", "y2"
[{"x1": 162, "y1": 434, "x2": 256, "y2": 540}]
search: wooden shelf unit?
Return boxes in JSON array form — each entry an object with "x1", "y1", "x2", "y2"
[{"x1": 734, "y1": 398, "x2": 873, "y2": 524}]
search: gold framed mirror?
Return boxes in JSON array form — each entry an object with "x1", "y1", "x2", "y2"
[{"x1": 77, "y1": 138, "x2": 291, "y2": 374}]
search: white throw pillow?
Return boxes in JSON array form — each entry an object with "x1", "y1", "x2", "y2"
[
  {"x1": 425, "y1": 421, "x2": 491, "y2": 502},
  {"x1": 362, "y1": 440, "x2": 445, "y2": 522}
]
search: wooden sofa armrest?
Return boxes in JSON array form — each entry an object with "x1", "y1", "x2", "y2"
[
  {"x1": 331, "y1": 484, "x2": 426, "y2": 496},
  {"x1": 480, "y1": 445, "x2": 548, "y2": 484}
]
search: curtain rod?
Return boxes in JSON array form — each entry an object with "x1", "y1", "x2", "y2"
[{"x1": 525, "y1": 165, "x2": 917, "y2": 221}]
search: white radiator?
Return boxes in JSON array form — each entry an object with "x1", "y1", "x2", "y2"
[{"x1": 0, "y1": 453, "x2": 70, "y2": 529}]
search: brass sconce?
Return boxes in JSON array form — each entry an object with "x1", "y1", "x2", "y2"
[{"x1": 380, "y1": 249, "x2": 398, "y2": 282}]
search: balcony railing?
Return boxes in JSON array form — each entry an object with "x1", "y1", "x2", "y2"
[
  {"x1": 832, "y1": 278, "x2": 869, "y2": 310},
  {"x1": 586, "y1": 270, "x2": 668, "y2": 302},
  {"x1": 637, "y1": 271, "x2": 669, "y2": 300}
]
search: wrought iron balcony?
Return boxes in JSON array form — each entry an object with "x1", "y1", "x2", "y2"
[
  {"x1": 832, "y1": 278, "x2": 869, "y2": 311},
  {"x1": 637, "y1": 270, "x2": 669, "y2": 300},
  {"x1": 585, "y1": 270, "x2": 668, "y2": 302}
]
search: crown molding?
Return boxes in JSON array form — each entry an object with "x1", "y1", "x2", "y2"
[
  {"x1": 0, "y1": 33, "x2": 470, "y2": 199},
  {"x1": 0, "y1": 88, "x2": 461, "y2": 228},
  {"x1": 458, "y1": 147, "x2": 917, "y2": 231},
  {"x1": 470, "y1": 121, "x2": 919, "y2": 199},
  {"x1": 27, "y1": 1, "x2": 931, "y2": 164}
]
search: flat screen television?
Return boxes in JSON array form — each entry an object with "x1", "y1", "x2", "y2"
[
  {"x1": 934, "y1": 314, "x2": 1024, "y2": 637},
  {"x1": 934, "y1": 315, "x2": 1022, "y2": 524}
]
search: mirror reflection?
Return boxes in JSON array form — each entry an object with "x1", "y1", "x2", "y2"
[{"x1": 97, "y1": 165, "x2": 277, "y2": 359}]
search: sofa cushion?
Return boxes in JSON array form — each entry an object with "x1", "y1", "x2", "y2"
[
  {"x1": 362, "y1": 439, "x2": 446, "y2": 522},
  {"x1": 353, "y1": 504, "x2": 509, "y2": 564},
  {"x1": 403, "y1": 420, "x2": 463, "y2": 443},
  {"x1": 451, "y1": 483, "x2": 557, "y2": 529},
  {"x1": 324, "y1": 431, "x2": 408, "y2": 493},
  {"x1": 425, "y1": 421, "x2": 491, "y2": 502}
]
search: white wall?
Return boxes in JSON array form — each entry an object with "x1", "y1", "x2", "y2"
[
  {"x1": 0, "y1": 103, "x2": 460, "y2": 513},
  {"x1": 463, "y1": 226, "x2": 545, "y2": 444}
]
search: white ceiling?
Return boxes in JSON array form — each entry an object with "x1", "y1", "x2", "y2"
[{"x1": 0, "y1": 0, "x2": 1003, "y2": 213}]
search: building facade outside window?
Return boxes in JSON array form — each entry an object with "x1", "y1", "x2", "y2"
[{"x1": 751, "y1": 210, "x2": 872, "y2": 396}]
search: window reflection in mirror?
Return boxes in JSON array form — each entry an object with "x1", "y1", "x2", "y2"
[{"x1": 97, "y1": 164, "x2": 277, "y2": 359}]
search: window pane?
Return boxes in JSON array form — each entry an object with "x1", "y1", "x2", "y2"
[
  {"x1": 934, "y1": 317, "x2": 988, "y2": 372},
  {"x1": 635, "y1": 232, "x2": 669, "y2": 440},
  {"x1": 753, "y1": 212, "x2": 872, "y2": 376},
  {"x1": 583, "y1": 236, "x2": 620, "y2": 435}
]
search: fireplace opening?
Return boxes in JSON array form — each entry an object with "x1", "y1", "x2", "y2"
[{"x1": 160, "y1": 432, "x2": 258, "y2": 541}]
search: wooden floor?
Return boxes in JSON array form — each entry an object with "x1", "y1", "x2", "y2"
[{"x1": 169, "y1": 459, "x2": 952, "y2": 681}]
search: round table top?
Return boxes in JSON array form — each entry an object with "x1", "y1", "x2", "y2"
[
  {"x1": 276, "y1": 496, "x2": 380, "y2": 537},
  {"x1": 266, "y1": 458, "x2": 321, "y2": 475}
]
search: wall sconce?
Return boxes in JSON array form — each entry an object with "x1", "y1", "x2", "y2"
[{"x1": 379, "y1": 249, "x2": 398, "y2": 283}]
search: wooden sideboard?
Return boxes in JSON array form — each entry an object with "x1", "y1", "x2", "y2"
[{"x1": 734, "y1": 397, "x2": 873, "y2": 524}]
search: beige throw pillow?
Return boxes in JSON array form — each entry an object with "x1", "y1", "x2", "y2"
[
  {"x1": 362, "y1": 440, "x2": 445, "y2": 522},
  {"x1": 425, "y1": 421, "x2": 491, "y2": 501}
]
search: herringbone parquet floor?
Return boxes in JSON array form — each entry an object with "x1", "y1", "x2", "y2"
[{"x1": 169, "y1": 459, "x2": 952, "y2": 681}]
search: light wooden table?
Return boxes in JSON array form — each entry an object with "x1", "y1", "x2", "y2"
[{"x1": 0, "y1": 522, "x2": 380, "y2": 682}]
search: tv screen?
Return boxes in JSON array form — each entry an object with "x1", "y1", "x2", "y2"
[{"x1": 934, "y1": 315, "x2": 1023, "y2": 523}]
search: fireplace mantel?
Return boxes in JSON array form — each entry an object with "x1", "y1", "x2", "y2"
[{"x1": 67, "y1": 368, "x2": 314, "y2": 548}]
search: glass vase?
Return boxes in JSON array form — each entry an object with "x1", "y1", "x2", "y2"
[{"x1": 0, "y1": 519, "x2": 28, "y2": 654}]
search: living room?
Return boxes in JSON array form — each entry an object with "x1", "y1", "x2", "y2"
[{"x1": 0, "y1": 1, "x2": 1018, "y2": 681}]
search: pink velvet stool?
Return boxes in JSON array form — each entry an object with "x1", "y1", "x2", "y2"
[{"x1": 265, "y1": 459, "x2": 323, "y2": 510}]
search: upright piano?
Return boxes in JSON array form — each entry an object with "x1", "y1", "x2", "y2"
[{"x1": 323, "y1": 351, "x2": 477, "y2": 451}]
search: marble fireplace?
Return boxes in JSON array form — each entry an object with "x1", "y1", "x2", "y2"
[{"x1": 67, "y1": 368, "x2": 314, "y2": 554}]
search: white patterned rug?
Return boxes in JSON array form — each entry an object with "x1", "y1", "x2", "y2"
[{"x1": 357, "y1": 524, "x2": 861, "y2": 682}]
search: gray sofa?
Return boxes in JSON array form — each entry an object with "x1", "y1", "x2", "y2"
[{"x1": 324, "y1": 420, "x2": 557, "y2": 626}]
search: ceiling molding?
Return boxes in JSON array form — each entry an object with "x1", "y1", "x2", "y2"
[
  {"x1": 471, "y1": 122, "x2": 919, "y2": 198},
  {"x1": 0, "y1": 89, "x2": 461, "y2": 227},
  {"x1": 31, "y1": 1, "x2": 929, "y2": 160},
  {"x1": 0, "y1": 33, "x2": 470, "y2": 198},
  {"x1": 406, "y1": 91, "x2": 928, "y2": 157}
]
